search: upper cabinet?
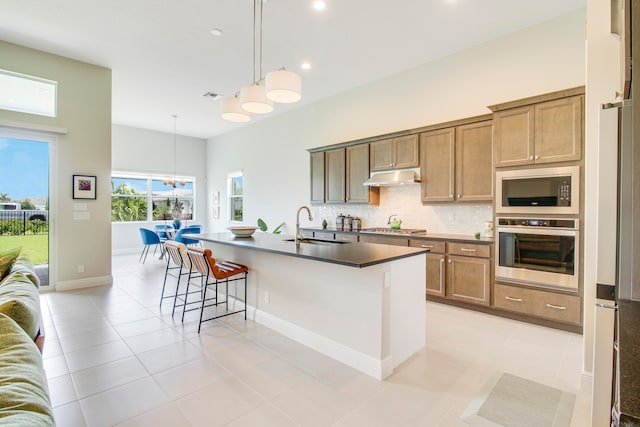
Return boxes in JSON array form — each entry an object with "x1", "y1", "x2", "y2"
[
  {"x1": 309, "y1": 144, "x2": 379, "y2": 205},
  {"x1": 491, "y1": 89, "x2": 584, "y2": 168},
  {"x1": 346, "y1": 144, "x2": 379, "y2": 204},
  {"x1": 325, "y1": 148, "x2": 345, "y2": 203},
  {"x1": 421, "y1": 119, "x2": 493, "y2": 203},
  {"x1": 310, "y1": 151, "x2": 325, "y2": 204},
  {"x1": 370, "y1": 134, "x2": 419, "y2": 171}
]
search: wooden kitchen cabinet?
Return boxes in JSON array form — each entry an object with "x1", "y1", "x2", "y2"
[
  {"x1": 420, "y1": 120, "x2": 493, "y2": 203},
  {"x1": 310, "y1": 151, "x2": 325, "y2": 204},
  {"x1": 455, "y1": 121, "x2": 493, "y2": 201},
  {"x1": 494, "y1": 283, "x2": 581, "y2": 325},
  {"x1": 492, "y1": 94, "x2": 583, "y2": 167},
  {"x1": 325, "y1": 148, "x2": 345, "y2": 203},
  {"x1": 410, "y1": 239, "x2": 446, "y2": 297},
  {"x1": 420, "y1": 128, "x2": 455, "y2": 202},
  {"x1": 346, "y1": 144, "x2": 379, "y2": 205},
  {"x1": 359, "y1": 234, "x2": 409, "y2": 246},
  {"x1": 370, "y1": 134, "x2": 419, "y2": 171},
  {"x1": 446, "y1": 242, "x2": 491, "y2": 306}
]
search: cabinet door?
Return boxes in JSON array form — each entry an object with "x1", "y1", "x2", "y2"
[
  {"x1": 493, "y1": 106, "x2": 534, "y2": 167},
  {"x1": 310, "y1": 152, "x2": 325, "y2": 204},
  {"x1": 370, "y1": 139, "x2": 394, "y2": 171},
  {"x1": 455, "y1": 121, "x2": 493, "y2": 202},
  {"x1": 447, "y1": 255, "x2": 491, "y2": 305},
  {"x1": 346, "y1": 144, "x2": 371, "y2": 204},
  {"x1": 393, "y1": 134, "x2": 420, "y2": 168},
  {"x1": 420, "y1": 128, "x2": 455, "y2": 202},
  {"x1": 325, "y1": 148, "x2": 345, "y2": 203},
  {"x1": 534, "y1": 95, "x2": 583, "y2": 164},
  {"x1": 426, "y1": 253, "x2": 446, "y2": 297}
]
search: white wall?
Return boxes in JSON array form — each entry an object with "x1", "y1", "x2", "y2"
[
  {"x1": 0, "y1": 40, "x2": 112, "y2": 291},
  {"x1": 111, "y1": 124, "x2": 207, "y2": 253},
  {"x1": 206, "y1": 10, "x2": 586, "y2": 236}
]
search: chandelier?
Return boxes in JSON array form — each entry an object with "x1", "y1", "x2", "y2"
[
  {"x1": 163, "y1": 115, "x2": 186, "y2": 188},
  {"x1": 220, "y1": 0, "x2": 302, "y2": 122}
]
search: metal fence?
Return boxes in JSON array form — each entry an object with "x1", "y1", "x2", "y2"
[{"x1": 0, "y1": 210, "x2": 49, "y2": 236}]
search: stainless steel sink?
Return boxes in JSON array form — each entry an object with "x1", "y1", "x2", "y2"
[{"x1": 283, "y1": 238, "x2": 344, "y2": 245}]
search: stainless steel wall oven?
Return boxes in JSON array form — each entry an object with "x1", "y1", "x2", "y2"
[{"x1": 496, "y1": 218, "x2": 579, "y2": 291}]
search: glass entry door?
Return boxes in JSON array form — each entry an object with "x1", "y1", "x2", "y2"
[{"x1": 0, "y1": 134, "x2": 50, "y2": 286}]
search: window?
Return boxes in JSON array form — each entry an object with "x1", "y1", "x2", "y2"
[
  {"x1": 228, "y1": 171, "x2": 243, "y2": 222},
  {"x1": 0, "y1": 70, "x2": 57, "y2": 117},
  {"x1": 111, "y1": 174, "x2": 195, "y2": 222}
]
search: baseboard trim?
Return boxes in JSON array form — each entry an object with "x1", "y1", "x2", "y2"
[
  {"x1": 252, "y1": 307, "x2": 388, "y2": 380},
  {"x1": 55, "y1": 275, "x2": 113, "y2": 291}
]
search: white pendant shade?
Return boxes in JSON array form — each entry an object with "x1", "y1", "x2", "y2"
[
  {"x1": 265, "y1": 69, "x2": 302, "y2": 103},
  {"x1": 220, "y1": 97, "x2": 252, "y2": 122},
  {"x1": 240, "y1": 84, "x2": 274, "y2": 114}
]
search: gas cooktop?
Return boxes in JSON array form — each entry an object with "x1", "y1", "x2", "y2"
[{"x1": 360, "y1": 227, "x2": 427, "y2": 236}]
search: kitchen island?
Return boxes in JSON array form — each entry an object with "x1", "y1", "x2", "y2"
[{"x1": 191, "y1": 232, "x2": 428, "y2": 379}]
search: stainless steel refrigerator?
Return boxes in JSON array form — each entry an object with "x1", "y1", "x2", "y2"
[{"x1": 592, "y1": 99, "x2": 635, "y2": 426}]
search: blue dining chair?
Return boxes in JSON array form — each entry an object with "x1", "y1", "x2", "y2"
[
  {"x1": 173, "y1": 219, "x2": 182, "y2": 230},
  {"x1": 174, "y1": 225, "x2": 201, "y2": 246},
  {"x1": 139, "y1": 228, "x2": 163, "y2": 263}
]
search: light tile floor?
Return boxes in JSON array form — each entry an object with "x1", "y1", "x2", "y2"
[{"x1": 42, "y1": 253, "x2": 592, "y2": 426}]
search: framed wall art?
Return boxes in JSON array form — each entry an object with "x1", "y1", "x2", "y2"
[{"x1": 72, "y1": 174, "x2": 96, "y2": 200}]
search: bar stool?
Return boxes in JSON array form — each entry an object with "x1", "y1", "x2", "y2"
[
  {"x1": 185, "y1": 247, "x2": 248, "y2": 333},
  {"x1": 160, "y1": 240, "x2": 191, "y2": 315}
]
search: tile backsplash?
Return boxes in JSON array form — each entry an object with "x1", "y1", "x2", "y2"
[{"x1": 312, "y1": 185, "x2": 493, "y2": 236}]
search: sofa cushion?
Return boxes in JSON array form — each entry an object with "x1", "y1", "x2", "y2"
[
  {"x1": 0, "y1": 313, "x2": 54, "y2": 426},
  {"x1": 10, "y1": 255, "x2": 40, "y2": 288},
  {"x1": 0, "y1": 270, "x2": 41, "y2": 340},
  {"x1": 0, "y1": 247, "x2": 21, "y2": 282}
]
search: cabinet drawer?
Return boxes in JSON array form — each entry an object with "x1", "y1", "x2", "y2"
[
  {"x1": 448, "y1": 242, "x2": 490, "y2": 258},
  {"x1": 301, "y1": 230, "x2": 315, "y2": 239},
  {"x1": 313, "y1": 231, "x2": 335, "y2": 241},
  {"x1": 494, "y1": 283, "x2": 581, "y2": 325},
  {"x1": 335, "y1": 233, "x2": 358, "y2": 243},
  {"x1": 359, "y1": 234, "x2": 408, "y2": 246},
  {"x1": 409, "y1": 239, "x2": 445, "y2": 253}
]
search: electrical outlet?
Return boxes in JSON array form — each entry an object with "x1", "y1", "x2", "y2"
[
  {"x1": 264, "y1": 291, "x2": 270, "y2": 304},
  {"x1": 77, "y1": 264, "x2": 85, "y2": 273}
]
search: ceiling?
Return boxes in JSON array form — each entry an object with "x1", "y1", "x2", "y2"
[{"x1": 1, "y1": 0, "x2": 585, "y2": 139}]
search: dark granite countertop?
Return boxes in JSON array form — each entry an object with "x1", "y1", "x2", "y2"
[
  {"x1": 618, "y1": 299, "x2": 640, "y2": 425},
  {"x1": 190, "y1": 232, "x2": 428, "y2": 268},
  {"x1": 302, "y1": 227, "x2": 494, "y2": 244}
]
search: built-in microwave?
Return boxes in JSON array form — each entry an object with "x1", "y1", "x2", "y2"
[{"x1": 495, "y1": 165, "x2": 580, "y2": 215}]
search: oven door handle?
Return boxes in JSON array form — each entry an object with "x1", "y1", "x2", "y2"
[{"x1": 496, "y1": 226, "x2": 578, "y2": 236}]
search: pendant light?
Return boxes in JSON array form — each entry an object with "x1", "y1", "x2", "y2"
[
  {"x1": 221, "y1": 0, "x2": 302, "y2": 122},
  {"x1": 220, "y1": 96, "x2": 252, "y2": 122},
  {"x1": 265, "y1": 68, "x2": 302, "y2": 103}
]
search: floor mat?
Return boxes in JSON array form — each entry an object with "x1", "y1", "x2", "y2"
[{"x1": 461, "y1": 372, "x2": 575, "y2": 427}]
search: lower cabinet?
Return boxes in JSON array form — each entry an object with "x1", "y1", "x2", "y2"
[
  {"x1": 447, "y1": 255, "x2": 491, "y2": 306},
  {"x1": 494, "y1": 282, "x2": 581, "y2": 326}
]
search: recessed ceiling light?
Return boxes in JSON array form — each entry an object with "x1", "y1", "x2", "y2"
[
  {"x1": 313, "y1": 1, "x2": 326, "y2": 11},
  {"x1": 301, "y1": 62, "x2": 312, "y2": 70},
  {"x1": 210, "y1": 28, "x2": 223, "y2": 36}
]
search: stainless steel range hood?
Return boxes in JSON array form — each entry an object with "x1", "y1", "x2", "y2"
[{"x1": 362, "y1": 168, "x2": 421, "y2": 187}]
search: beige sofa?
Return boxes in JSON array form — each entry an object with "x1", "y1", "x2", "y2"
[{"x1": 0, "y1": 250, "x2": 54, "y2": 426}]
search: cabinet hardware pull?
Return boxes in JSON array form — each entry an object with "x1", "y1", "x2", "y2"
[
  {"x1": 535, "y1": 155, "x2": 540, "y2": 160},
  {"x1": 421, "y1": 245, "x2": 434, "y2": 249},
  {"x1": 505, "y1": 296, "x2": 522, "y2": 302},
  {"x1": 460, "y1": 248, "x2": 476, "y2": 252},
  {"x1": 546, "y1": 303, "x2": 566, "y2": 310},
  {"x1": 457, "y1": 194, "x2": 461, "y2": 198},
  {"x1": 529, "y1": 156, "x2": 534, "y2": 160},
  {"x1": 439, "y1": 258, "x2": 444, "y2": 292}
]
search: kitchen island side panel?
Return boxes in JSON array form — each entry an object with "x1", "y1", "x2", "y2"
[{"x1": 201, "y1": 241, "x2": 426, "y2": 379}]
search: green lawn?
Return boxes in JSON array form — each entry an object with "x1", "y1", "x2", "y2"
[{"x1": 0, "y1": 235, "x2": 48, "y2": 265}]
